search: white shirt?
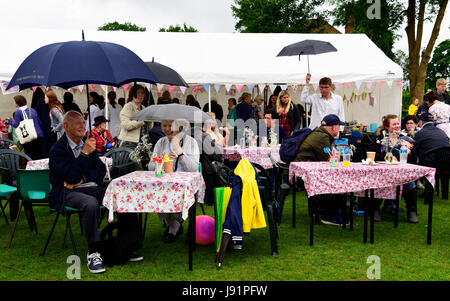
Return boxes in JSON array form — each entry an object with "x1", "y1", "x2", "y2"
[
  {"x1": 300, "y1": 86, "x2": 345, "y2": 129},
  {"x1": 107, "y1": 103, "x2": 122, "y2": 138},
  {"x1": 66, "y1": 136, "x2": 97, "y2": 187}
]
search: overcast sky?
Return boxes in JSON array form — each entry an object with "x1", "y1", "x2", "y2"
[{"x1": 1, "y1": 0, "x2": 449, "y2": 55}]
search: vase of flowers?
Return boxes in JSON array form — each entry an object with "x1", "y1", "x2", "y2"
[
  {"x1": 243, "y1": 127, "x2": 255, "y2": 148},
  {"x1": 152, "y1": 154, "x2": 170, "y2": 177},
  {"x1": 269, "y1": 128, "x2": 278, "y2": 147}
]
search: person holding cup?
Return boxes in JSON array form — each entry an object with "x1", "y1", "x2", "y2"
[{"x1": 148, "y1": 119, "x2": 200, "y2": 243}]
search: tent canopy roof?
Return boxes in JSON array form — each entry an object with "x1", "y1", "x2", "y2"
[{"x1": 0, "y1": 29, "x2": 402, "y2": 85}]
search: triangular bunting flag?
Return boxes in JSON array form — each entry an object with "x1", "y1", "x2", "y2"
[
  {"x1": 236, "y1": 84, "x2": 244, "y2": 94},
  {"x1": 313, "y1": 84, "x2": 319, "y2": 91},
  {"x1": 78, "y1": 85, "x2": 84, "y2": 93},
  {"x1": 45, "y1": 86, "x2": 49, "y2": 91},
  {"x1": 180, "y1": 86, "x2": 187, "y2": 95},
  {"x1": 192, "y1": 85, "x2": 198, "y2": 93},
  {"x1": 334, "y1": 83, "x2": 342, "y2": 90},
  {"x1": 258, "y1": 84, "x2": 266, "y2": 93},
  {"x1": 344, "y1": 82, "x2": 352, "y2": 90},
  {"x1": 355, "y1": 81, "x2": 362, "y2": 90},
  {"x1": 214, "y1": 84, "x2": 221, "y2": 92},
  {"x1": 291, "y1": 84, "x2": 299, "y2": 93},
  {"x1": 72, "y1": 88, "x2": 77, "y2": 94},
  {"x1": 225, "y1": 84, "x2": 232, "y2": 93},
  {"x1": 144, "y1": 83, "x2": 151, "y2": 91},
  {"x1": 122, "y1": 83, "x2": 130, "y2": 92},
  {"x1": 112, "y1": 87, "x2": 117, "y2": 92},
  {"x1": 376, "y1": 81, "x2": 383, "y2": 88},
  {"x1": 203, "y1": 84, "x2": 210, "y2": 93},
  {"x1": 100, "y1": 85, "x2": 107, "y2": 92},
  {"x1": 32, "y1": 86, "x2": 37, "y2": 92},
  {"x1": 247, "y1": 84, "x2": 255, "y2": 92},
  {"x1": 156, "y1": 84, "x2": 164, "y2": 92},
  {"x1": 269, "y1": 85, "x2": 277, "y2": 93},
  {"x1": 280, "y1": 84, "x2": 288, "y2": 91},
  {"x1": 168, "y1": 85, "x2": 176, "y2": 94},
  {"x1": 386, "y1": 80, "x2": 393, "y2": 88},
  {"x1": 366, "y1": 81, "x2": 373, "y2": 90}
]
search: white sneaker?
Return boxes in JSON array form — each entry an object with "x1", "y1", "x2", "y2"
[{"x1": 87, "y1": 252, "x2": 106, "y2": 274}]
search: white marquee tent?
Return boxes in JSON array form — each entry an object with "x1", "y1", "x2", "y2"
[{"x1": 0, "y1": 29, "x2": 403, "y2": 126}]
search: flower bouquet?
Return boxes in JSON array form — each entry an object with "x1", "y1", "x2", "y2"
[
  {"x1": 129, "y1": 134, "x2": 153, "y2": 169},
  {"x1": 243, "y1": 127, "x2": 255, "y2": 148},
  {"x1": 269, "y1": 128, "x2": 278, "y2": 147},
  {"x1": 152, "y1": 153, "x2": 170, "y2": 177}
]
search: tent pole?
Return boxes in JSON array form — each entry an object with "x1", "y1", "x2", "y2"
[
  {"x1": 86, "y1": 82, "x2": 92, "y2": 135},
  {"x1": 208, "y1": 83, "x2": 211, "y2": 112}
]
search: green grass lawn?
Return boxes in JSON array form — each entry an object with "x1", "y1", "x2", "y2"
[{"x1": 0, "y1": 189, "x2": 449, "y2": 281}]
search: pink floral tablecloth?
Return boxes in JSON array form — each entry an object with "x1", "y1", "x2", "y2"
[
  {"x1": 223, "y1": 146, "x2": 283, "y2": 169},
  {"x1": 103, "y1": 171, "x2": 206, "y2": 222},
  {"x1": 289, "y1": 162, "x2": 436, "y2": 199},
  {"x1": 26, "y1": 157, "x2": 113, "y2": 180}
]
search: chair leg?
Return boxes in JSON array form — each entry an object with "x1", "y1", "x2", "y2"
[
  {"x1": 40, "y1": 212, "x2": 61, "y2": 256},
  {"x1": 23, "y1": 204, "x2": 33, "y2": 232},
  {"x1": 0, "y1": 200, "x2": 9, "y2": 225},
  {"x1": 266, "y1": 203, "x2": 279, "y2": 256},
  {"x1": 435, "y1": 174, "x2": 440, "y2": 196},
  {"x1": 66, "y1": 213, "x2": 78, "y2": 256},
  {"x1": 27, "y1": 205, "x2": 38, "y2": 234},
  {"x1": 7, "y1": 200, "x2": 23, "y2": 248},
  {"x1": 441, "y1": 174, "x2": 449, "y2": 200},
  {"x1": 200, "y1": 203, "x2": 206, "y2": 215}
]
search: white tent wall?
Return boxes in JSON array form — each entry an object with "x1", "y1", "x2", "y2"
[{"x1": 0, "y1": 29, "x2": 403, "y2": 126}]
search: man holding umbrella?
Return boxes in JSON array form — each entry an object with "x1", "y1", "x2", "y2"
[{"x1": 300, "y1": 74, "x2": 345, "y2": 130}]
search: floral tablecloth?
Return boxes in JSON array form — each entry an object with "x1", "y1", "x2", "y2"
[
  {"x1": 103, "y1": 171, "x2": 206, "y2": 222},
  {"x1": 223, "y1": 146, "x2": 282, "y2": 169},
  {"x1": 26, "y1": 157, "x2": 113, "y2": 180},
  {"x1": 289, "y1": 162, "x2": 436, "y2": 199}
]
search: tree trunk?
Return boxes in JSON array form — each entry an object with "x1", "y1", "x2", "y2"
[{"x1": 406, "y1": 0, "x2": 448, "y2": 104}]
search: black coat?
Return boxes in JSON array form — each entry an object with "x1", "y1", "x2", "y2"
[
  {"x1": 203, "y1": 100, "x2": 224, "y2": 121},
  {"x1": 49, "y1": 134, "x2": 106, "y2": 212},
  {"x1": 270, "y1": 103, "x2": 301, "y2": 133}
]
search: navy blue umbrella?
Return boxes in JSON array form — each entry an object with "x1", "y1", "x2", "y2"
[{"x1": 7, "y1": 31, "x2": 158, "y2": 132}]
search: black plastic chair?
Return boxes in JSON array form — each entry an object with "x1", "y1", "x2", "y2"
[
  {"x1": 421, "y1": 146, "x2": 450, "y2": 201},
  {"x1": 7, "y1": 169, "x2": 51, "y2": 248},
  {"x1": 104, "y1": 147, "x2": 139, "y2": 179},
  {"x1": 0, "y1": 138, "x2": 16, "y2": 149}
]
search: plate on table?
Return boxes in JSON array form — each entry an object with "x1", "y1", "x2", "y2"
[{"x1": 376, "y1": 161, "x2": 400, "y2": 165}]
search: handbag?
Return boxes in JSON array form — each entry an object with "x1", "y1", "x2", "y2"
[{"x1": 15, "y1": 108, "x2": 38, "y2": 144}]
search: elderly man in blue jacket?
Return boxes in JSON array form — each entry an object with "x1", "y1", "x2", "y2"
[{"x1": 49, "y1": 111, "x2": 142, "y2": 274}]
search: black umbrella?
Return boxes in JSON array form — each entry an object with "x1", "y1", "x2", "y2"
[
  {"x1": 145, "y1": 58, "x2": 188, "y2": 87},
  {"x1": 276, "y1": 39, "x2": 337, "y2": 73},
  {"x1": 7, "y1": 31, "x2": 158, "y2": 133}
]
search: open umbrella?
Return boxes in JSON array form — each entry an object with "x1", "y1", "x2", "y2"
[
  {"x1": 6, "y1": 31, "x2": 158, "y2": 132},
  {"x1": 145, "y1": 58, "x2": 188, "y2": 87},
  {"x1": 276, "y1": 39, "x2": 337, "y2": 73},
  {"x1": 132, "y1": 103, "x2": 212, "y2": 123}
]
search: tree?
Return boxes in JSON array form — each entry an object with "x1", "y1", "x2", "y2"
[
  {"x1": 159, "y1": 23, "x2": 198, "y2": 32},
  {"x1": 394, "y1": 49, "x2": 410, "y2": 83},
  {"x1": 406, "y1": 0, "x2": 448, "y2": 104},
  {"x1": 425, "y1": 38, "x2": 450, "y2": 91},
  {"x1": 330, "y1": 0, "x2": 405, "y2": 61},
  {"x1": 98, "y1": 21, "x2": 146, "y2": 31},
  {"x1": 231, "y1": 0, "x2": 329, "y2": 33}
]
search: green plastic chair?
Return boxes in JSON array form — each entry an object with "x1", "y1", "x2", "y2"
[
  {"x1": 7, "y1": 169, "x2": 51, "y2": 248},
  {"x1": 0, "y1": 182, "x2": 17, "y2": 225}
]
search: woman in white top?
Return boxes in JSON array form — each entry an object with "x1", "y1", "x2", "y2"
[
  {"x1": 106, "y1": 91, "x2": 122, "y2": 139},
  {"x1": 45, "y1": 91, "x2": 65, "y2": 140},
  {"x1": 85, "y1": 92, "x2": 102, "y2": 132},
  {"x1": 148, "y1": 119, "x2": 200, "y2": 243}
]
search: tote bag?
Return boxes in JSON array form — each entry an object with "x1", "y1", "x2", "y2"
[{"x1": 15, "y1": 108, "x2": 37, "y2": 144}]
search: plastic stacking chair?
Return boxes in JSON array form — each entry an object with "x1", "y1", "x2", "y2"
[
  {"x1": 7, "y1": 169, "x2": 51, "y2": 248},
  {"x1": 0, "y1": 139, "x2": 16, "y2": 149},
  {"x1": 0, "y1": 181, "x2": 17, "y2": 225},
  {"x1": 104, "y1": 147, "x2": 139, "y2": 179}
]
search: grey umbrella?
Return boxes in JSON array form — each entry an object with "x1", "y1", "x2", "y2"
[
  {"x1": 131, "y1": 103, "x2": 213, "y2": 123},
  {"x1": 276, "y1": 39, "x2": 337, "y2": 73}
]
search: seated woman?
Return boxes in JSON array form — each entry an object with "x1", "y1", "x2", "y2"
[
  {"x1": 148, "y1": 119, "x2": 200, "y2": 243},
  {"x1": 91, "y1": 116, "x2": 115, "y2": 155},
  {"x1": 368, "y1": 114, "x2": 418, "y2": 223},
  {"x1": 204, "y1": 113, "x2": 229, "y2": 147},
  {"x1": 348, "y1": 130, "x2": 367, "y2": 162},
  {"x1": 401, "y1": 115, "x2": 419, "y2": 137}
]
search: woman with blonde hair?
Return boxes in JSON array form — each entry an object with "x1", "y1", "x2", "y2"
[
  {"x1": 271, "y1": 90, "x2": 301, "y2": 135},
  {"x1": 45, "y1": 90, "x2": 65, "y2": 140}
]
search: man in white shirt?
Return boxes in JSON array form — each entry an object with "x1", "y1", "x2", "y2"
[{"x1": 300, "y1": 74, "x2": 345, "y2": 129}]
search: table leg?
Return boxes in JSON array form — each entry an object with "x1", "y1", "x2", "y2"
[
  {"x1": 292, "y1": 175, "x2": 296, "y2": 228},
  {"x1": 342, "y1": 194, "x2": 347, "y2": 230},
  {"x1": 188, "y1": 196, "x2": 197, "y2": 271},
  {"x1": 308, "y1": 197, "x2": 314, "y2": 246},
  {"x1": 370, "y1": 189, "x2": 375, "y2": 244},
  {"x1": 363, "y1": 191, "x2": 368, "y2": 243},
  {"x1": 426, "y1": 180, "x2": 433, "y2": 245},
  {"x1": 349, "y1": 193, "x2": 354, "y2": 230},
  {"x1": 394, "y1": 186, "x2": 400, "y2": 228}
]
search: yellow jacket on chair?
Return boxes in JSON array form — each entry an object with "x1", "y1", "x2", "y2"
[{"x1": 234, "y1": 159, "x2": 266, "y2": 232}]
